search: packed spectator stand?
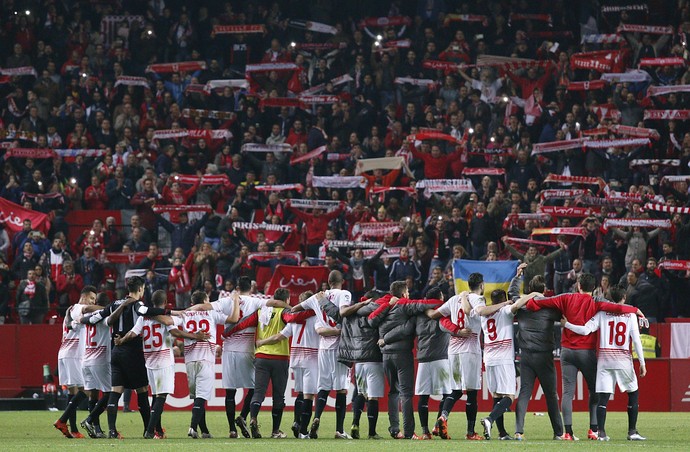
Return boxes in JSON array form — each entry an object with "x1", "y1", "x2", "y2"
[{"x1": 0, "y1": 0, "x2": 689, "y2": 328}]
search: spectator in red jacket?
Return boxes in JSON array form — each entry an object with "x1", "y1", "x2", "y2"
[
  {"x1": 55, "y1": 260, "x2": 84, "y2": 316},
  {"x1": 84, "y1": 175, "x2": 108, "y2": 210},
  {"x1": 287, "y1": 200, "x2": 345, "y2": 257},
  {"x1": 285, "y1": 119, "x2": 307, "y2": 149},
  {"x1": 410, "y1": 143, "x2": 463, "y2": 179}
]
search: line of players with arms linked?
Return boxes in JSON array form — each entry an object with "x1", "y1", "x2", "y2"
[{"x1": 50, "y1": 265, "x2": 650, "y2": 441}]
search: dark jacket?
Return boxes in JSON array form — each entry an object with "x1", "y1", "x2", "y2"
[
  {"x1": 368, "y1": 294, "x2": 438, "y2": 356},
  {"x1": 157, "y1": 213, "x2": 209, "y2": 255},
  {"x1": 335, "y1": 300, "x2": 383, "y2": 364},
  {"x1": 626, "y1": 278, "x2": 660, "y2": 320},
  {"x1": 385, "y1": 298, "x2": 447, "y2": 362},
  {"x1": 509, "y1": 275, "x2": 561, "y2": 353}
]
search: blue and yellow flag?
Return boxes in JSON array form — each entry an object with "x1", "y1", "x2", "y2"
[{"x1": 452, "y1": 259, "x2": 519, "y2": 298}]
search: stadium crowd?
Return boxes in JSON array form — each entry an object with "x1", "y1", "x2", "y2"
[{"x1": 0, "y1": 0, "x2": 690, "y2": 328}]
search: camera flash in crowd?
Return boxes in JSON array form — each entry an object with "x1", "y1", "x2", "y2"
[
  {"x1": 290, "y1": 42, "x2": 296, "y2": 48},
  {"x1": 376, "y1": 34, "x2": 383, "y2": 41},
  {"x1": 502, "y1": 96, "x2": 509, "y2": 102},
  {"x1": 490, "y1": 137, "x2": 496, "y2": 143},
  {"x1": 70, "y1": 178, "x2": 77, "y2": 185},
  {"x1": 468, "y1": 128, "x2": 474, "y2": 134}
]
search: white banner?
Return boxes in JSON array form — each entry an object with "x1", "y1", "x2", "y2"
[{"x1": 311, "y1": 176, "x2": 366, "y2": 189}]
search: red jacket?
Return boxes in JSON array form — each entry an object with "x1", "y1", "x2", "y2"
[
  {"x1": 410, "y1": 147, "x2": 462, "y2": 179},
  {"x1": 288, "y1": 204, "x2": 344, "y2": 245},
  {"x1": 526, "y1": 293, "x2": 638, "y2": 350},
  {"x1": 56, "y1": 273, "x2": 85, "y2": 302}
]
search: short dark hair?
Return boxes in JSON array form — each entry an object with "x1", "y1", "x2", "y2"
[
  {"x1": 609, "y1": 285, "x2": 626, "y2": 303},
  {"x1": 578, "y1": 273, "x2": 597, "y2": 292},
  {"x1": 237, "y1": 276, "x2": 252, "y2": 292},
  {"x1": 151, "y1": 289, "x2": 167, "y2": 307},
  {"x1": 299, "y1": 291, "x2": 314, "y2": 303},
  {"x1": 81, "y1": 285, "x2": 98, "y2": 295},
  {"x1": 191, "y1": 290, "x2": 208, "y2": 305},
  {"x1": 491, "y1": 289, "x2": 507, "y2": 304},
  {"x1": 390, "y1": 281, "x2": 408, "y2": 298},
  {"x1": 274, "y1": 288, "x2": 290, "y2": 302},
  {"x1": 528, "y1": 275, "x2": 545, "y2": 294},
  {"x1": 126, "y1": 276, "x2": 145, "y2": 294},
  {"x1": 96, "y1": 292, "x2": 110, "y2": 307},
  {"x1": 363, "y1": 289, "x2": 387, "y2": 302},
  {"x1": 328, "y1": 270, "x2": 343, "y2": 286},
  {"x1": 468, "y1": 272, "x2": 483, "y2": 291},
  {"x1": 425, "y1": 287, "x2": 443, "y2": 300}
]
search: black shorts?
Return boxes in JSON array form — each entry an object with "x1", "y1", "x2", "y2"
[{"x1": 111, "y1": 346, "x2": 148, "y2": 390}]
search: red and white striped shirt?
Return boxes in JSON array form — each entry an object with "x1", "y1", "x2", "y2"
[
  {"x1": 220, "y1": 295, "x2": 266, "y2": 353},
  {"x1": 131, "y1": 316, "x2": 182, "y2": 369},
  {"x1": 182, "y1": 310, "x2": 227, "y2": 363},
  {"x1": 438, "y1": 294, "x2": 484, "y2": 356},
  {"x1": 58, "y1": 305, "x2": 84, "y2": 360},
  {"x1": 479, "y1": 305, "x2": 515, "y2": 366},
  {"x1": 565, "y1": 311, "x2": 645, "y2": 370},
  {"x1": 282, "y1": 315, "x2": 319, "y2": 368}
]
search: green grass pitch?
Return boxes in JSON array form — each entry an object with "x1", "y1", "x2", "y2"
[{"x1": 1, "y1": 410, "x2": 687, "y2": 450}]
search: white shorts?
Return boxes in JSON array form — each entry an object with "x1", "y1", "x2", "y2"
[
  {"x1": 485, "y1": 363, "x2": 516, "y2": 396},
  {"x1": 354, "y1": 362, "x2": 385, "y2": 399},
  {"x1": 148, "y1": 365, "x2": 175, "y2": 395},
  {"x1": 58, "y1": 358, "x2": 84, "y2": 387},
  {"x1": 449, "y1": 353, "x2": 482, "y2": 391},
  {"x1": 318, "y1": 349, "x2": 350, "y2": 391},
  {"x1": 186, "y1": 360, "x2": 215, "y2": 400},
  {"x1": 415, "y1": 359, "x2": 452, "y2": 395},
  {"x1": 221, "y1": 352, "x2": 255, "y2": 389},
  {"x1": 293, "y1": 365, "x2": 318, "y2": 395},
  {"x1": 596, "y1": 367, "x2": 638, "y2": 394},
  {"x1": 82, "y1": 364, "x2": 110, "y2": 392}
]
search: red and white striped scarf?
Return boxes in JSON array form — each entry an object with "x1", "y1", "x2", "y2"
[
  {"x1": 145, "y1": 61, "x2": 207, "y2": 73},
  {"x1": 658, "y1": 260, "x2": 690, "y2": 271},
  {"x1": 647, "y1": 85, "x2": 690, "y2": 97},
  {"x1": 544, "y1": 174, "x2": 605, "y2": 187},
  {"x1": 213, "y1": 24, "x2": 265, "y2": 34},
  {"x1": 114, "y1": 76, "x2": 150, "y2": 88},
  {"x1": 170, "y1": 265, "x2": 191, "y2": 293},
  {"x1": 604, "y1": 218, "x2": 671, "y2": 229},
  {"x1": 540, "y1": 189, "x2": 588, "y2": 201},
  {"x1": 24, "y1": 281, "x2": 36, "y2": 298},
  {"x1": 460, "y1": 167, "x2": 505, "y2": 176},
  {"x1": 643, "y1": 203, "x2": 690, "y2": 215},
  {"x1": 254, "y1": 184, "x2": 304, "y2": 193},
  {"x1": 245, "y1": 63, "x2": 299, "y2": 73},
  {"x1": 443, "y1": 14, "x2": 489, "y2": 26},
  {"x1": 539, "y1": 206, "x2": 596, "y2": 218},
  {"x1": 609, "y1": 125, "x2": 660, "y2": 140},
  {"x1": 241, "y1": 143, "x2": 292, "y2": 153},
  {"x1": 532, "y1": 138, "x2": 586, "y2": 155},
  {"x1": 581, "y1": 34, "x2": 624, "y2": 44},
  {"x1": 531, "y1": 227, "x2": 586, "y2": 237},
  {"x1": 629, "y1": 159, "x2": 680, "y2": 167},
  {"x1": 291, "y1": 145, "x2": 327, "y2": 164},
  {"x1": 177, "y1": 174, "x2": 229, "y2": 186},
  {"x1": 505, "y1": 237, "x2": 558, "y2": 247},
  {"x1": 567, "y1": 80, "x2": 607, "y2": 91},
  {"x1": 181, "y1": 109, "x2": 237, "y2": 120},
  {"x1": 153, "y1": 204, "x2": 212, "y2": 213},
  {"x1": 311, "y1": 176, "x2": 365, "y2": 189},
  {"x1": 643, "y1": 110, "x2": 690, "y2": 120},
  {"x1": 639, "y1": 57, "x2": 686, "y2": 67},
  {"x1": 585, "y1": 138, "x2": 650, "y2": 148},
  {"x1": 509, "y1": 13, "x2": 552, "y2": 26},
  {"x1": 617, "y1": 24, "x2": 674, "y2": 35},
  {"x1": 288, "y1": 19, "x2": 337, "y2": 35}
]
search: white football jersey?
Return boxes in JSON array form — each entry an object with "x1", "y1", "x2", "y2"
[
  {"x1": 479, "y1": 305, "x2": 515, "y2": 366},
  {"x1": 568, "y1": 311, "x2": 644, "y2": 370},
  {"x1": 221, "y1": 295, "x2": 267, "y2": 353},
  {"x1": 182, "y1": 310, "x2": 227, "y2": 363},
  {"x1": 437, "y1": 294, "x2": 482, "y2": 355},
  {"x1": 132, "y1": 316, "x2": 182, "y2": 369},
  {"x1": 82, "y1": 318, "x2": 111, "y2": 365},
  {"x1": 281, "y1": 315, "x2": 319, "y2": 368},
  {"x1": 58, "y1": 304, "x2": 84, "y2": 360},
  {"x1": 301, "y1": 291, "x2": 342, "y2": 350}
]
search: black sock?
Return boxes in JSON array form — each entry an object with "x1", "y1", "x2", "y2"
[
  {"x1": 294, "y1": 393, "x2": 304, "y2": 424},
  {"x1": 88, "y1": 393, "x2": 108, "y2": 425},
  {"x1": 335, "y1": 392, "x2": 347, "y2": 433},
  {"x1": 191, "y1": 398, "x2": 205, "y2": 430},
  {"x1": 441, "y1": 389, "x2": 462, "y2": 419},
  {"x1": 137, "y1": 392, "x2": 151, "y2": 431},
  {"x1": 352, "y1": 393, "x2": 366, "y2": 426},
  {"x1": 61, "y1": 392, "x2": 86, "y2": 431},
  {"x1": 199, "y1": 402, "x2": 209, "y2": 434},
  {"x1": 627, "y1": 391, "x2": 639, "y2": 434},
  {"x1": 488, "y1": 397, "x2": 512, "y2": 428},
  {"x1": 418, "y1": 395, "x2": 430, "y2": 433},
  {"x1": 437, "y1": 394, "x2": 448, "y2": 420},
  {"x1": 249, "y1": 401, "x2": 261, "y2": 421},
  {"x1": 597, "y1": 393, "x2": 610, "y2": 436},
  {"x1": 314, "y1": 390, "x2": 329, "y2": 420},
  {"x1": 240, "y1": 389, "x2": 254, "y2": 419},
  {"x1": 367, "y1": 399, "x2": 379, "y2": 437},
  {"x1": 466, "y1": 390, "x2": 478, "y2": 434},
  {"x1": 565, "y1": 424, "x2": 573, "y2": 435},
  {"x1": 147, "y1": 396, "x2": 167, "y2": 436},
  {"x1": 272, "y1": 404, "x2": 284, "y2": 432},
  {"x1": 88, "y1": 394, "x2": 98, "y2": 417},
  {"x1": 122, "y1": 388, "x2": 131, "y2": 409},
  {"x1": 107, "y1": 392, "x2": 122, "y2": 432},
  {"x1": 300, "y1": 399, "x2": 313, "y2": 435},
  {"x1": 225, "y1": 390, "x2": 236, "y2": 431}
]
